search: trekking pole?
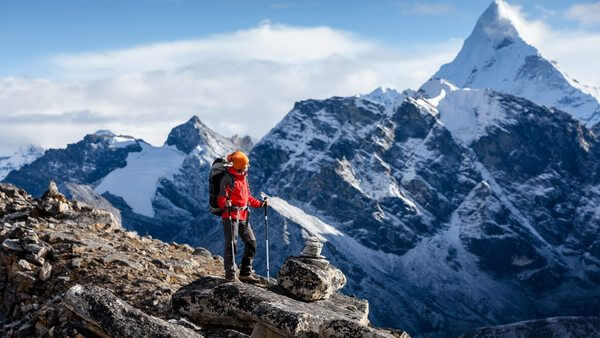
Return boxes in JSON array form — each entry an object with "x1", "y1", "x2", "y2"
[
  {"x1": 264, "y1": 197, "x2": 270, "y2": 284},
  {"x1": 227, "y1": 201, "x2": 236, "y2": 278}
]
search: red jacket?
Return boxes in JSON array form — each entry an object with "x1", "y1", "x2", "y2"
[{"x1": 216, "y1": 167, "x2": 262, "y2": 220}]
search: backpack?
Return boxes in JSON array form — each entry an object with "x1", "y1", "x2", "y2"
[{"x1": 209, "y1": 158, "x2": 233, "y2": 216}]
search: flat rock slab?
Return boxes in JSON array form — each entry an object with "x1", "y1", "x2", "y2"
[
  {"x1": 320, "y1": 319, "x2": 411, "y2": 338},
  {"x1": 172, "y1": 276, "x2": 368, "y2": 337},
  {"x1": 63, "y1": 284, "x2": 203, "y2": 338}
]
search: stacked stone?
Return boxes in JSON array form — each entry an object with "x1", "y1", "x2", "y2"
[{"x1": 277, "y1": 236, "x2": 346, "y2": 302}]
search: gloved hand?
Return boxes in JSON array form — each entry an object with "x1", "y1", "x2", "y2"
[{"x1": 261, "y1": 198, "x2": 268, "y2": 208}]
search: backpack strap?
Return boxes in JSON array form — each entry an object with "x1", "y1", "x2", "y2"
[{"x1": 223, "y1": 171, "x2": 236, "y2": 212}]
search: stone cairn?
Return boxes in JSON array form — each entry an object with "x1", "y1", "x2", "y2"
[{"x1": 277, "y1": 236, "x2": 346, "y2": 302}]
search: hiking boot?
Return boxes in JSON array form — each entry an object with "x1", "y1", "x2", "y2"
[
  {"x1": 225, "y1": 275, "x2": 240, "y2": 283},
  {"x1": 238, "y1": 272, "x2": 262, "y2": 284}
]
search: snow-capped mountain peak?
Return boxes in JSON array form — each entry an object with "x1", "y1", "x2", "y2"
[
  {"x1": 85, "y1": 130, "x2": 140, "y2": 149},
  {"x1": 435, "y1": 0, "x2": 600, "y2": 126},
  {"x1": 360, "y1": 86, "x2": 414, "y2": 107},
  {"x1": 165, "y1": 116, "x2": 234, "y2": 158},
  {"x1": 435, "y1": 1, "x2": 535, "y2": 89},
  {"x1": 477, "y1": 0, "x2": 521, "y2": 43},
  {"x1": 0, "y1": 144, "x2": 45, "y2": 180},
  {"x1": 94, "y1": 129, "x2": 116, "y2": 137}
]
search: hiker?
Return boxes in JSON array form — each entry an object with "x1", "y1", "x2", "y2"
[{"x1": 216, "y1": 150, "x2": 267, "y2": 283}]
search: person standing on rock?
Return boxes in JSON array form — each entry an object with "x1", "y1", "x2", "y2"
[{"x1": 217, "y1": 150, "x2": 267, "y2": 283}]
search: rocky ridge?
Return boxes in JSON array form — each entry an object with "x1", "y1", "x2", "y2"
[
  {"x1": 0, "y1": 182, "x2": 407, "y2": 338},
  {"x1": 0, "y1": 182, "x2": 223, "y2": 337}
]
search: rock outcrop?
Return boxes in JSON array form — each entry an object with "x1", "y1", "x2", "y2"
[
  {"x1": 172, "y1": 275, "x2": 372, "y2": 337},
  {"x1": 172, "y1": 237, "x2": 408, "y2": 338},
  {"x1": 0, "y1": 182, "x2": 223, "y2": 337},
  {"x1": 63, "y1": 284, "x2": 203, "y2": 338},
  {"x1": 277, "y1": 237, "x2": 346, "y2": 301}
]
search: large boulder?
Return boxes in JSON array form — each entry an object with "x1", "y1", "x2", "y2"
[
  {"x1": 277, "y1": 256, "x2": 346, "y2": 301},
  {"x1": 277, "y1": 237, "x2": 346, "y2": 302},
  {"x1": 63, "y1": 284, "x2": 203, "y2": 338},
  {"x1": 172, "y1": 276, "x2": 368, "y2": 337}
]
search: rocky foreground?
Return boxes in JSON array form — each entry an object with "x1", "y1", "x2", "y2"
[{"x1": 0, "y1": 182, "x2": 409, "y2": 338}]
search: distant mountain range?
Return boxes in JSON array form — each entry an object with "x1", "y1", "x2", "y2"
[
  {"x1": 3, "y1": 1, "x2": 599, "y2": 336},
  {"x1": 0, "y1": 145, "x2": 45, "y2": 181}
]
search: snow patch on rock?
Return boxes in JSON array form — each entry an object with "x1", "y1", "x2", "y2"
[{"x1": 95, "y1": 143, "x2": 186, "y2": 217}]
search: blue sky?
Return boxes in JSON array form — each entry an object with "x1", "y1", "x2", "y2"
[
  {"x1": 0, "y1": 0, "x2": 591, "y2": 77},
  {"x1": 1, "y1": 0, "x2": 599, "y2": 149}
]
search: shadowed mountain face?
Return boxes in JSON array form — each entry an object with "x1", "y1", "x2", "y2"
[
  {"x1": 248, "y1": 85, "x2": 600, "y2": 335},
  {"x1": 461, "y1": 316, "x2": 600, "y2": 338}
]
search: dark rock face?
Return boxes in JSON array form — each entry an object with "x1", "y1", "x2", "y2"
[
  {"x1": 461, "y1": 316, "x2": 600, "y2": 338},
  {"x1": 251, "y1": 97, "x2": 479, "y2": 257},
  {"x1": 63, "y1": 284, "x2": 203, "y2": 338},
  {"x1": 592, "y1": 121, "x2": 600, "y2": 135},
  {"x1": 2, "y1": 133, "x2": 142, "y2": 197},
  {"x1": 467, "y1": 96, "x2": 600, "y2": 290},
  {"x1": 166, "y1": 116, "x2": 226, "y2": 154}
]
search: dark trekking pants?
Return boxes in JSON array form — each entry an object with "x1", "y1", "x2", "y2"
[{"x1": 222, "y1": 218, "x2": 257, "y2": 279}]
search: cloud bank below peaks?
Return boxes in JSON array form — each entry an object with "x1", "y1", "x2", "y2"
[{"x1": 0, "y1": 22, "x2": 460, "y2": 149}]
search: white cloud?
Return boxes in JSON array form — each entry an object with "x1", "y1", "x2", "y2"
[
  {"x1": 395, "y1": 1, "x2": 454, "y2": 15},
  {"x1": 2, "y1": 4, "x2": 599, "y2": 153},
  {"x1": 410, "y1": 3, "x2": 454, "y2": 15},
  {"x1": 566, "y1": 2, "x2": 600, "y2": 26},
  {"x1": 0, "y1": 23, "x2": 460, "y2": 149}
]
